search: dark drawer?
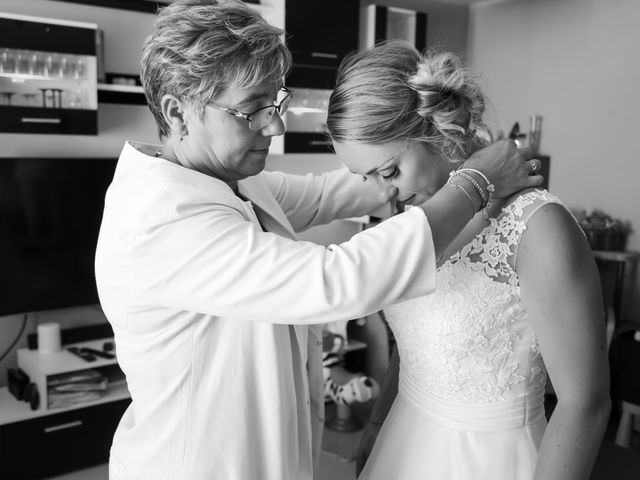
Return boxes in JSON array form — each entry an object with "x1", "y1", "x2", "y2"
[
  {"x1": 0, "y1": 106, "x2": 97, "y2": 135},
  {"x1": 284, "y1": 132, "x2": 333, "y2": 153},
  {"x1": 0, "y1": 17, "x2": 96, "y2": 56},
  {"x1": 287, "y1": 64, "x2": 339, "y2": 91},
  {"x1": 0, "y1": 398, "x2": 130, "y2": 479}
]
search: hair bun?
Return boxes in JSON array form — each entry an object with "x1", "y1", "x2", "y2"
[{"x1": 409, "y1": 51, "x2": 483, "y2": 138}]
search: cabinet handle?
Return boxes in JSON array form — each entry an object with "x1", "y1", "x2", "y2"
[
  {"x1": 310, "y1": 52, "x2": 339, "y2": 59},
  {"x1": 20, "y1": 117, "x2": 62, "y2": 124},
  {"x1": 309, "y1": 140, "x2": 331, "y2": 146},
  {"x1": 44, "y1": 420, "x2": 83, "y2": 433}
]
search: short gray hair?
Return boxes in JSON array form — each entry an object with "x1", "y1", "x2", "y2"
[{"x1": 141, "y1": 0, "x2": 292, "y2": 139}]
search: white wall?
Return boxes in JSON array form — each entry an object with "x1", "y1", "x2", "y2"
[{"x1": 468, "y1": 0, "x2": 640, "y2": 318}]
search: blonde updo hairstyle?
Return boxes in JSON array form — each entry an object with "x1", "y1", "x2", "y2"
[
  {"x1": 141, "y1": 0, "x2": 292, "y2": 139},
  {"x1": 327, "y1": 40, "x2": 488, "y2": 161}
]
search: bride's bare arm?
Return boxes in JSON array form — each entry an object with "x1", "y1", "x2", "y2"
[{"x1": 517, "y1": 204, "x2": 611, "y2": 480}]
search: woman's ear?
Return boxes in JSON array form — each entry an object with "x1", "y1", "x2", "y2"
[{"x1": 159, "y1": 94, "x2": 186, "y2": 138}]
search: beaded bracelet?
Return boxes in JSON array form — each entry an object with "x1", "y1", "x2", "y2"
[
  {"x1": 457, "y1": 167, "x2": 495, "y2": 213},
  {"x1": 447, "y1": 177, "x2": 478, "y2": 218},
  {"x1": 458, "y1": 168, "x2": 491, "y2": 189},
  {"x1": 456, "y1": 171, "x2": 488, "y2": 206},
  {"x1": 449, "y1": 170, "x2": 487, "y2": 207}
]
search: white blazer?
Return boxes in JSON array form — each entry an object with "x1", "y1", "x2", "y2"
[{"x1": 95, "y1": 141, "x2": 437, "y2": 480}]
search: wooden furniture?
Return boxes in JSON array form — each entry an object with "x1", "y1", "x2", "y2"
[
  {"x1": 0, "y1": 13, "x2": 99, "y2": 135},
  {"x1": 47, "y1": 0, "x2": 259, "y2": 13},
  {"x1": 616, "y1": 401, "x2": 640, "y2": 449},
  {"x1": 610, "y1": 322, "x2": 640, "y2": 451},
  {"x1": 283, "y1": 0, "x2": 359, "y2": 153},
  {"x1": 285, "y1": 0, "x2": 360, "y2": 90},
  {"x1": 16, "y1": 338, "x2": 128, "y2": 412},
  {"x1": 0, "y1": 338, "x2": 130, "y2": 479},
  {"x1": 590, "y1": 439, "x2": 640, "y2": 479},
  {"x1": 593, "y1": 250, "x2": 640, "y2": 348},
  {"x1": 0, "y1": 389, "x2": 129, "y2": 479}
]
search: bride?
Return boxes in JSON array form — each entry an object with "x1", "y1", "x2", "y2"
[{"x1": 326, "y1": 40, "x2": 611, "y2": 480}]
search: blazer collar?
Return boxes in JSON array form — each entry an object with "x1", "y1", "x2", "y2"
[{"x1": 237, "y1": 174, "x2": 296, "y2": 240}]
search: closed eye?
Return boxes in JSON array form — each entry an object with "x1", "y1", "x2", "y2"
[{"x1": 378, "y1": 166, "x2": 399, "y2": 182}]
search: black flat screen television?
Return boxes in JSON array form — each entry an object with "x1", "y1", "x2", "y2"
[{"x1": 0, "y1": 157, "x2": 118, "y2": 316}]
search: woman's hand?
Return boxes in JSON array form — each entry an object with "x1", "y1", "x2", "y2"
[
  {"x1": 416, "y1": 139, "x2": 544, "y2": 257},
  {"x1": 464, "y1": 139, "x2": 543, "y2": 198}
]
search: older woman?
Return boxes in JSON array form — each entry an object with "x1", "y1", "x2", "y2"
[{"x1": 95, "y1": 1, "x2": 541, "y2": 479}]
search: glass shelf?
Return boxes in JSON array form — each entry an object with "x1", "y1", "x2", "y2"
[
  {"x1": 0, "y1": 13, "x2": 98, "y2": 134},
  {"x1": 0, "y1": 49, "x2": 97, "y2": 110}
]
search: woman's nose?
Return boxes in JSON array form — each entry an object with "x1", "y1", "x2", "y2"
[
  {"x1": 260, "y1": 111, "x2": 285, "y2": 137},
  {"x1": 377, "y1": 184, "x2": 399, "y2": 203}
]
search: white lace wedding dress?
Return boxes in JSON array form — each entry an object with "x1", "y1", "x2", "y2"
[{"x1": 360, "y1": 190, "x2": 563, "y2": 480}]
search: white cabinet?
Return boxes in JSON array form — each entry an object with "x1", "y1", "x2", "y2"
[{"x1": 0, "y1": 337, "x2": 130, "y2": 479}]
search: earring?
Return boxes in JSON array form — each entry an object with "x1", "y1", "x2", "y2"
[{"x1": 180, "y1": 125, "x2": 188, "y2": 142}]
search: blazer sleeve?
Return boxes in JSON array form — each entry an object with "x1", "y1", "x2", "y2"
[
  {"x1": 262, "y1": 168, "x2": 386, "y2": 232},
  {"x1": 120, "y1": 183, "x2": 437, "y2": 325}
]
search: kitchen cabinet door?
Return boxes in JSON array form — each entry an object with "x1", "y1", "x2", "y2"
[{"x1": 285, "y1": 0, "x2": 359, "y2": 89}]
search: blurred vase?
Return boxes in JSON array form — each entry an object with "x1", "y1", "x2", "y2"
[{"x1": 528, "y1": 115, "x2": 542, "y2": 153}]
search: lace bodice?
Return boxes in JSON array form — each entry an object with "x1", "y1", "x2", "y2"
[{"x1": 386, "y1": 190, "x2": 562, "y2": 404}]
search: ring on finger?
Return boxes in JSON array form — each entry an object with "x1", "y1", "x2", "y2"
[{"x1": 529, "y1": 159, "x2": 539, "y2": 174}]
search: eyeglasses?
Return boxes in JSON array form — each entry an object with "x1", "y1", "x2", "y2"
[{"x1": 208, "y1": 87, "x2": 293, "y2": 130}]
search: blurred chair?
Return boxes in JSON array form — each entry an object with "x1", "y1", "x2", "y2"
[
  {"x1": 593, "y1": 250, "x2": 640, "y2": 350},
  {"x1": 610, "y1": 322, "x2": 640, "y2": 449},
  {"x1": 616, "y1": 401, "x2": 640, "y2": 449}
]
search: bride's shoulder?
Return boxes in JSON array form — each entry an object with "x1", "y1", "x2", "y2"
[
  {"x1": 513, "y1": 192, "x2": 588, "y2": 261},
  {"x1": 501, "y1": 188, "x2": 565, "y2": 221},
  {"x1": 498, "y1": 189, "x2": 585, "y2": 258}
]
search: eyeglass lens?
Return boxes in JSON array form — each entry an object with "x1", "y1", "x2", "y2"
[{"x1": 249, "y1": 90, "x2": 292, "y2": 130}]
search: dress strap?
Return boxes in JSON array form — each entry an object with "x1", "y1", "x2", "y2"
[
  {"x1": 505, "y1": 189, "x2": 566, "y2": 266},
  {"x1": 517, "y1": 189, "x2": 564, "y2": 224},
  {"x1": 451, "y1": 190, "x2": 565, "y2": 287}
]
